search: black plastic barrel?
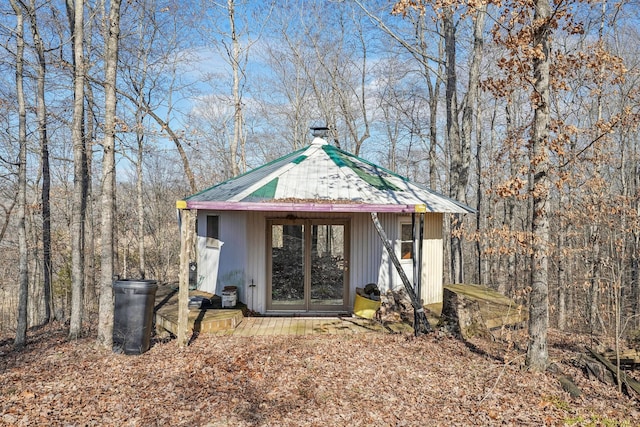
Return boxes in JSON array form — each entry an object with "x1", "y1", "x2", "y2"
[{"x1": 113, "y1": 279, "x2": 158, "y2": 355}]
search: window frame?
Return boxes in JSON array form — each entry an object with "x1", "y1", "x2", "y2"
[{"x1": 399, "y1": 221, "x2": 414, "y2": 261}]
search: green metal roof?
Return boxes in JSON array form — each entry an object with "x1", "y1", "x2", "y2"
[{"x1": 182, "y1": 138, "x2": 475, "y2": 214}]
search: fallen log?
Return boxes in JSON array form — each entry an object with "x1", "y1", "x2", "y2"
[
  {"x1": 587, "y1": 348, "x2": 640, "y2": 397},
  {"x1": 558, "y1": 376, "x2": 582, "y2": 398},
  {"x1": 548, "y1": 362, "x2": 582, "y2": 398},
  {"x1": 582, "y1": 355, "x2": 616, "y2": 386}
]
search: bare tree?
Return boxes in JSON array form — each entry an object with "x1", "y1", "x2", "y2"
[
  {"x1": 67, "y1": 0, "x2": 87, "y2": 340},
  {"x1": 356, "y1": 0, "x2": 443, "y2": 182},
  {"x1": 525, "y1": 0, "x2": 552, "y2": 371},
  {"x1": 115, "y1": 0, "x2": 200, "y2": 193},
  {"x1": 97, "y1": 0, "x2": 123, "y2": 349},
  {"x1": 201, "y1": 0, "x2": 272, "y2": 175},
  {"x1": 23, "y1": 0, "x2": 53, "y2": 323},
  {"x1": 363, "y1": 1, "x2": 485, "y2": 283},
  {"x1": 9, "y1": 0, "x2": 28, "y2": 348},
  {"x1": 227, "y1": 0, "x2": 244, "y2": 176}
]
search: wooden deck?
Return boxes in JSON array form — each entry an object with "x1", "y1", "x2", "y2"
[
  {"x1": 154, "y1": 285, "x2": 414, "y2": 336},
  {"x1": 154, "y1": 286, "x2": 244, "y2": 335},
  {"x1": 215, "y1": 316, "x2": 414, "y2": 336},
  {"x1": 154, "y1": 283, "x2": 524, "y2": 337}
]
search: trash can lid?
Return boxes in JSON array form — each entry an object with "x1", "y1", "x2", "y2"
[{"x1": 114, "y1": 279, "x2": 158, "y2": 290}]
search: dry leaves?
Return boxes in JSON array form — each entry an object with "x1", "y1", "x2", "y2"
[{"x1": 0, "y1": 323, "x2": 638, "y2": 426}]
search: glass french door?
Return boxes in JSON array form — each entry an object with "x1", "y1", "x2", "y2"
[{"x1": 267, "y1": 219, "x2": 349, "y2": 312}]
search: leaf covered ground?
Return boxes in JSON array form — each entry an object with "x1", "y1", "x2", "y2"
[{"x1": 0, "y1": 322, "x2": 638, "y2": 426}]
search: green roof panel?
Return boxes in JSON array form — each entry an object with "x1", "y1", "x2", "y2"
[
  {"x1": 323, "y1": 145, "x2": 400, "y2": 191},
  {"x1": 246, "y1": 177, "x2": 279, "y2": 200}
]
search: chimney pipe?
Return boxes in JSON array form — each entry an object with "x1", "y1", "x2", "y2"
[{"x1": 310, "y1": 126, "x2": 329, "y2": 138}]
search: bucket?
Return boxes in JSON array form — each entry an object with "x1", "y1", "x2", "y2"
[
  {"x1": 221, "y1": 288, "x2": 237, "y2": 308},
  {"x1": 353, "y1": 293, "x2": 381, "y2": 319}
]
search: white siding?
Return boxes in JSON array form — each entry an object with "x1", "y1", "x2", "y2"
[
  {"x1": 195, "y1": 210, "x2": 445, "y2": 313},
  {"x1": 421, "y1": 213, "x2": 444, "y2": 305},
  {"x1": 245, "y1": 211, "x2": 266, "y2": 313},
  {"x1": 375, "y1": 213, "x2": 444, "y2": 305},
  {"x1": 349, "y1": 212, "x2": 384, "y2": 306},
  {"x1": 196, "y1": 211, "x2": 247, "y2": 300}
]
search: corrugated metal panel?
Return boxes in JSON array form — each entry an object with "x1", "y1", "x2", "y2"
[
  {"x1": 197, "y1": 211, "x2": 248, "y2": 298},
  {"x1": 217, "y1": 212, "x2": 247, "y2": 301},
  {"x1": 245, "y1": 211, "x2": 266, "y2": 313},
  {"x1": 349, "y1": 213, "x2": 383, "y2": 303},
  {"x1": 375, "y1": 213, "x2": 401, "y2": 293},
  {"x1": 421, "y1": 214, "x2": 444, "y2": 304},
  {"x1": 185, "y1": 138, "x2": 475, "y2": 214},
  {"x1": 197, "y1": 210, "x2": 446, "y2": 313},
  {"x1": 424, "y1": 213, "x2": 443, "y2": 239}
]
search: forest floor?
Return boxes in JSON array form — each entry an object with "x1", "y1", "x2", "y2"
[{"x1": 1, "y1": 322, "x2": 639, "y2": 426}]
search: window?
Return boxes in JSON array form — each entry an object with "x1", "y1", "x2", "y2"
[
  {"x1": 400, "y1": 223, "x2": 413, "y2": 260},
  {"x1": 206, "y1": 215, "x2": 220, "y2": 248},
  {"x1": 207, "y1": 215, "x2": 219, "y2": 239}
]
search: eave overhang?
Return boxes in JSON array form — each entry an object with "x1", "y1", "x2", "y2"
[{"x1": 176, "y1": 199, "x2": 475, "y2": 214}]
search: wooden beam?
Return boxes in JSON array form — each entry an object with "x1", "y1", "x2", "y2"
[
  {"x1": 588, "y1": 348, "x2": 640, "y2": 396},
  {"x1": 177, "y1": 208, "x2": 193, "y2": 347},
  {"x1": 370, "y1": 212, "x2": 432, "y2": 335}
]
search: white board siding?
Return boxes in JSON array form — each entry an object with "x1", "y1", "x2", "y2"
[
  {"x1": 245, "y1": 211, "x2": 267, "y2": 313},
  {"x1": 421, "y1": 213, "x2": 444, "y2": 305},
  {"x1": 349, "y1": 212, "x2": 385, "y2": 306},
  {"x1": 373, "y1": 213, "x2": 444, "y2": 305},
  {"x1": 196, "y1": 210, "x2": 445, "y2": 313},
  {"x1": 196, "y1": 211, "x2": 248, "y2": 300},
  {"x1": 196, "y1": 213, "x2": 221, "y2": 294}
]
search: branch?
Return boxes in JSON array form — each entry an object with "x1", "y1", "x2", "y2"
[
  {"x1": 559, "y1": 116, "x2": 622, "y2": 169},
  {"x1": 353, "y1": 0, "x2": 442, "y2": 79}
]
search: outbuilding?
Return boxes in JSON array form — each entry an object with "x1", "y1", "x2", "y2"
[{"x1": 176, "y1": 133, "x2": 474, "y2": 316}]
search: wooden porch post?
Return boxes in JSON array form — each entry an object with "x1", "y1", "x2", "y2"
[{"x1": 177, "y1": 203, "x2": 193, "y2": 347}]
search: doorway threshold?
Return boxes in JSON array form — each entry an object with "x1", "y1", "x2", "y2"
[{"x1": 264, "y1": 311, "x2": 351, "y2": 318}]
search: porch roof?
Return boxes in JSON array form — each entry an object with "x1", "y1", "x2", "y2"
[{"x1": 178, "y1": 137, "x2": 475, "y2": 214}]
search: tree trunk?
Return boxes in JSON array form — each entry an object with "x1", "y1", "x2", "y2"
[
  {"x1": 228, "y1": 0, "x2": 242, "y2": 177},
  {"x1": 557, "y1": 193, "x2": 567, "y2": 330},
  {"x1": 503, "y1": 103, "x2": 519, "y2": 296},
  {"x1": 10, "y1": 0, "x2": 28, "y2": 349},
  {"x1": 634, "y1": 139, "x2": 640, "y2": 326},
  {"x1": 443, "y1": 7, "x2": 464, "y2": 284},
  {"x1": 24, "y1": 0, "x2": 53, "y2": 324},
  {"x1": 464, "y1": 4, "x2": 486, "y2": 286},
  {"x1": 136, "y1": 128, "x2": 146, "y2": 279},
  {"x1": 97, "y1": 0, "x2": 123, "y2": 349},
  {"x1": 83, "y1": 4, "x2": 97, "y2": 315},
  {"x1": 440, "y1": 288, "x2": 491, "y2": 340},
  {"x1": 68, "y1": 0, "x2": 87, "y2": 341},
  {"x1": 526, "y1": 0, "x2": 552, "y2": 371},
  {"x1": 633, "y1": 229, "x2": 640, "y2": 327},
  {"x1": 371, "y1": 212, "x2": 432, "y2": 335},
  {"x1": 428, "y1": 80, "x2": 439, "y2": 190}
]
